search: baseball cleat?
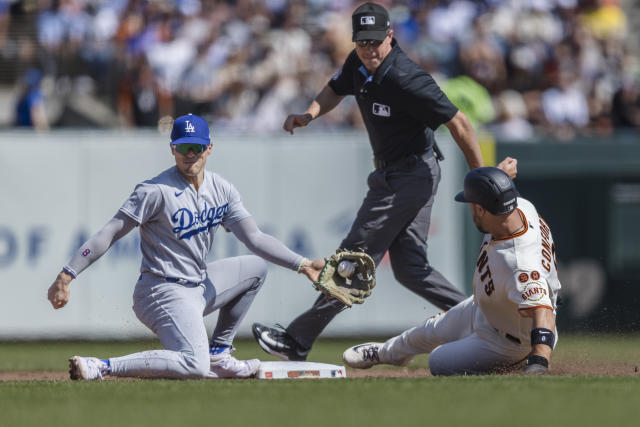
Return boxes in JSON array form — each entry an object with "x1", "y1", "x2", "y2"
[
  {"x1": 342, "y1": 343, "x2": 383, "y2": 369},
  {"x1": 69, "y1": 356, "x2": 108, "y2": 380},
  {"x1": 251, "y1": 323, "x2": 310, "y2": 361},
  {"x1": 209, "y1": 347, "x2": 260, "y2": 379}
]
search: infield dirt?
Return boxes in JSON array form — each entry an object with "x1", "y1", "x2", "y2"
[{"x1": 1, "y1": 359, "x2": 637, "y2": 381}]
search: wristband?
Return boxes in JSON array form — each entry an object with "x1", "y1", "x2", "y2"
[
  {"x1": 531, "y1": 328, "x2": 555, "y2": 348},
  {"x1": 525, "y1": 354, "x2": 549, "y2": 368},
  {"x1": 297, "y1": 258, "x2": 308, "y2": 274},
  {"x1": 62, "y1": 266, "x2": 78, "y2": 279}
]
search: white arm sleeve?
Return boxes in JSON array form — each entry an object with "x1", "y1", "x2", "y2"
[
  {"x1": 228, "y1": 216, "x2": 304, "y2": 271},
  {"x1": 63, "y1": 211, "x2": 138, "y2": 277}
]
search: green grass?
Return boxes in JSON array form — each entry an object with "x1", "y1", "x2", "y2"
[
  {"x1": 1, "y1": 376, "x2": 639, "y2": 427},
  {"x1": 1, "y1": 335, "x2": 639, "y2": 427}
]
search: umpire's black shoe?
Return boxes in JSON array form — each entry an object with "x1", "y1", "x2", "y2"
[{"x1": 252, "y1": 323, "x2": 310, "y2": 361}]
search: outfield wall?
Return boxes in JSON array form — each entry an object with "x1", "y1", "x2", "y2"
[{"x1": 0, "y1": 130, "x2": 467, "y2": 339}]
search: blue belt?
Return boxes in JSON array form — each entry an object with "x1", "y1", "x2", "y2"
[
  {"x1": 140, "y1": 274, "x2": 201, "y2": 286},
  {"x1": 165, "y1": 277, "x2": 201, "y2": 286}
]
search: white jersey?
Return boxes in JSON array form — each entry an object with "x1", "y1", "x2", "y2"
[
  {"x1": 119, "y1": 166, "x2": 250, "y2": 283},
  {"x1": 473, "y1": 197, "x2": 561, "y2": 345}
]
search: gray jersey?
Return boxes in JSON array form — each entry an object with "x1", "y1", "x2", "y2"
[{"x1": 120, "y1": 166, "x2": 250, "y2": 283}]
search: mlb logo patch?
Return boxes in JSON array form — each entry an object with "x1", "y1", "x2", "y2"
[
  {"x1": 372, "y1": 103, "x2": 390, "y2": 117},
  {"x1": 360, "y1": 16, "x2": 375, "y2": 25}
]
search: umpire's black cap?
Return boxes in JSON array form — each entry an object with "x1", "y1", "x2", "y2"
[
  {"x1": 455, "y1": 167, "x2": 519, "y2": 215},
  {"x1": 352, "y1": 2, "x2": 390, "y2": 42}
]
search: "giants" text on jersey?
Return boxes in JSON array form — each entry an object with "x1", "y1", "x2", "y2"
[{"x1": 476, "y1": 249, "x2": 494, "y2": 296}]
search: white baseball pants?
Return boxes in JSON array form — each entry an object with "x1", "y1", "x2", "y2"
[
  {"x1": 378, "y1": 296, "x2": 531, "y2": 375},
  {"x1": 108, "y1": 255, "x2": 266, "y2": 379}
]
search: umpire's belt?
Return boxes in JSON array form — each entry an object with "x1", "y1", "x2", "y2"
[{"x1": 373, "y1": 147, "x2": 433, "y2": 171}]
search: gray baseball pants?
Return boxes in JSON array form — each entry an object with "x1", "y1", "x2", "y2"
[
  {"x1": 287, "y1": 153, "x2": 466, "y2": 349},
  {"x1": 109, "y1": 255, "x2": 266, "y2": 379},
  {"x1": 379, "y1": 296, "x2": 531, "y2": 375}
]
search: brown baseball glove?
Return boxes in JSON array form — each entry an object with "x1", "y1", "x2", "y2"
[{"x1": 312, "y1": 249, "x2": 376, "y2": 307}]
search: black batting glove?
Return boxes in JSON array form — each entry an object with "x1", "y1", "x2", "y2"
[{"x1": 523, "y1": 354, "x2": 549, "y2": 375}]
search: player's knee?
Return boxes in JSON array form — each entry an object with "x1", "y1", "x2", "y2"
[
  {"x1": 428, "y1": 346, "x2": 455, "y2": 376},
  {"x1": 253, "y1": 256, "x2": 268, "y2": 280},
  {"x1": 247, "y1": 256, "x2": 268, "y2": 291},
  {"x1": 182, "y1": 350, "x2": 211, "y2": 378},
  {"x1": 429, "y1": 345, "x2": 483, "y2": 376},
  {"x1": 244, "y1": 255, "x2": 268, "y2": 281}
]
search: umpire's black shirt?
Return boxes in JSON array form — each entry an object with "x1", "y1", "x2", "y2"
[{"x1": 328, "y1": 39, "x2": 458, "y2": 163}]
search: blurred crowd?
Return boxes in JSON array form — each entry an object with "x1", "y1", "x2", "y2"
[{"x1": 1, "y1": 0, "x2": 639, "y2": 140}]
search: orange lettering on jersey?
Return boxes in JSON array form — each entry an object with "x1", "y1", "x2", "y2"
[
  {"x1": 476, "y1": 250, "x2": 488, "y2": 271},
  {"x1": 539, "y1": 215, "x2": 553, "y2": 272},
  {"x1": 518, "y1": 273, "x2": 529, "y2": 283},
  {"x1": 485, "y1": 279, "x2": 495, "y2": 296},
  {"x1": 521, "y1": 282, "x2": 547, "y2": 301},
  {"x1": 476, "y1": 249, "x2": 494, "y2": 296}
]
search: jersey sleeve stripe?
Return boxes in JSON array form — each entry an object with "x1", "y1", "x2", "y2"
[{"x1": 518, "y1": 305, "x2": 553, "y2": 312}]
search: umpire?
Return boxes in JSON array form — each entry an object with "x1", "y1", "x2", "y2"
[{"x1": 253, "y1": 2, "x2": 510, "y2": 361}]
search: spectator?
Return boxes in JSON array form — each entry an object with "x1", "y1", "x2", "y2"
[
  {"x1": 0, "y1": 0, "x2": 636, "y2": 139},
  {"x1": 490, "y1": 90, "x2": 535, "y2": 142},
  {"x1": 14, "y1": 68, "x2": 50, "y2": 131},
  {"x1": 611, "y1": 79, "x2": 640, "y2": 129}
]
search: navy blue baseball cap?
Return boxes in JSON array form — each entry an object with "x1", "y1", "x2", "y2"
[
  {"x1": 455, "y1": 167, "x2": 519, "y2": 215},
  {"x1": 352, "y1": 2, "x2": 390, "y2": 42},
  {"x1": 170, "y1": 114, "x2": 211, "y2": 146}
]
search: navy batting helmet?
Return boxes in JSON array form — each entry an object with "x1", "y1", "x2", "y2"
[{"x1": 455, "y1": 167, "x2": 518, "y2": 215}]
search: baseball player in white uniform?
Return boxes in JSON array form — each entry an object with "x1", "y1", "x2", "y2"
[
  {"x1": 343, "y1": 167, "x2": 560, "y2": 375},
  {"x1": 47, "y1": 114, "x2": 325, "y2": 380}
]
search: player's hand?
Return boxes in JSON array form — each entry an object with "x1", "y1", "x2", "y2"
[
  {"x1": 497, "y1": 157, "x2": 518, "y2": 179},
  {"x1": 283, "y1": 113, "x2": 313, "y2": 134},
  {"x1": 48, "y1": 271, "x2": 73, "y2": 309},
  {"x1": 299, "y1": 258, "x2": 326, "y2": 282}
]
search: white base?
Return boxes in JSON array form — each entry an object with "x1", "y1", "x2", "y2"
[{"x1": 256, "y1": 361, "x2": 347, "y2": 379}]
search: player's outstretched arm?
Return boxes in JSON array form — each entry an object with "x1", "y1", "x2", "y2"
[
  {"x1": 520, "y1": 307, "x2": 556, "y2": 374},
  {"x1": 47, "y1": 212, "x2": 137, "y2": 309},
  {"x1": 283, "y1": 85, "x2": 344, "y2": 134},
  {"x1": 228, "y1": 217, "x2": 326, "y2": 282},
  {"x1": 228, "y1": 216, "x2": 305, "y2": 271}
]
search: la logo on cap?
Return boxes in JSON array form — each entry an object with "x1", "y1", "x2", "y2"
[
  {"x1": 360, "y1": 16, "x2": 375, "y2": 25},
  {"x1": 185, "y1": 120, "x2": 195, "y2": 133}
]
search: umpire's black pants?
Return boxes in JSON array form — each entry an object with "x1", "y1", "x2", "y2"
[{"x1": 287, "y1": 151, "x2": 467, "y2": 349}]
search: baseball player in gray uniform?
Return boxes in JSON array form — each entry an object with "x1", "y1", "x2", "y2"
[
  {"x1": 343, "y1": 167, "x2": 560, "y2": 375},
  {"x1": 47, "y1": 114, "x2": 325, "y2": 380}
]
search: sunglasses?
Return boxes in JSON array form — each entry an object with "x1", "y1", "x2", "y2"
[
  {"x1": 356, "y1": 38, "x2": 385, "y2": 48},
  {"x1": 175, "y1": 143, "x2": 207, "y2": 155}
]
